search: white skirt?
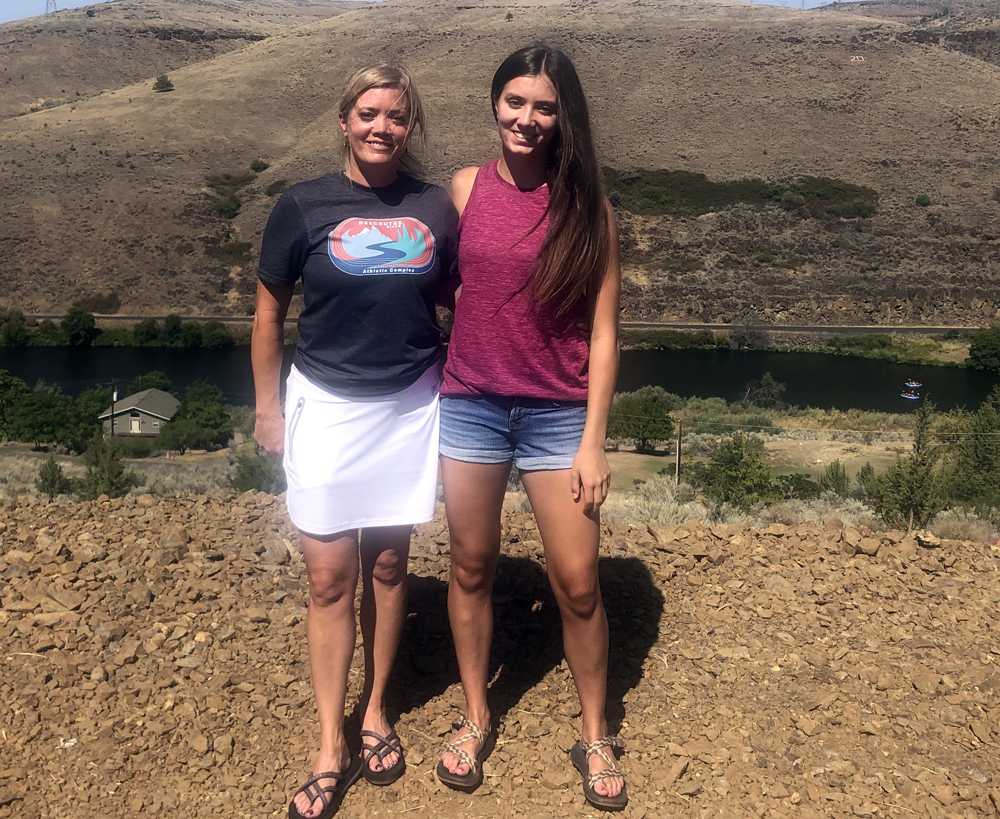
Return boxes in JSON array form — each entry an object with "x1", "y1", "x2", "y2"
[{"x1": 282, "y1": 364, "x2": 441, "y2": 536}]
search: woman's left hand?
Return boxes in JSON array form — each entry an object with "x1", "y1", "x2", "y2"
[{"x1": 570, "y1": 444, "x2": 611, "y2": 510}]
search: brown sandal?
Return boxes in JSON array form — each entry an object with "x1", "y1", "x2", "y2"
[
  {"x1": 569, "y1": 736, "x2": 628, "y2": 811},
  {"x1": 288, "y1": 755, "x2": 363, "y2": 819},
  {"x1": 435, "y1": 716, "x2": 496, "y2": 792},
  {"x1": 360, "y1": 728, "x2": 405, "y2": 786}
]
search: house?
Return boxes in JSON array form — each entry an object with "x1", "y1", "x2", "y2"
[{"x1": 99, "y1": 388, "x2": 180, "y2": 437}]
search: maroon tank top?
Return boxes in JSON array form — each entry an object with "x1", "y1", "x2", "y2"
[{"x1": 441, "y1": 161, "x2": 590, "y2": 400}]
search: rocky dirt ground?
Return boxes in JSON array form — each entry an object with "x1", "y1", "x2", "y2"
[{"x1": 2, "y1": 492, "x2": 999, "y2": 818}]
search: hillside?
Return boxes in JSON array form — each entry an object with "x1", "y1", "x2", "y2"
[
  {"x1": 0, "y1": 0, "x2": 362, "y2": 120},
  {"x1": 2, "y1": 493, "x2": 998, "y2": 816},
  {"x1": 0, "y1": 0, "x2": 998, "y2": 324}
]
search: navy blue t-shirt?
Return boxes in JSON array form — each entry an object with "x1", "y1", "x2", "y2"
[{"x1": 258, "y1": 172, "x2": 458, "y2": 396}]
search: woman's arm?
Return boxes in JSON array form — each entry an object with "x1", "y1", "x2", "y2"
[
  {"x1": 251, "y1": 279, "x2": 293, "y2": 454},
  {"x1": 571, "y1": 202, "x2": 622, "y2": 511}
]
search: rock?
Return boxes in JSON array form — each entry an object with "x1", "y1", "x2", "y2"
[
  {"x1": 915, "y1": 530, "x2": 941, "y2": 548},
  {"x1": 245, "y1": 607, "x2": 270, "y2": 623},
  {"x1": 189, "y1": 733, "x2": 211, "y2": 754},
  {"x1": 160, "y1": 525, "x2": 190, "y2": 551},
  {"x1": 856, "y1": 537, "x2": 881, "y2": 557},
  {"x1": 912, "y1": 668, "x2": 941, "y2": 696}
]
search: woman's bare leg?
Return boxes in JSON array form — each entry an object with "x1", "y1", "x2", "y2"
[
  {"x1": 293, "y1": 530, "x2": 360, "y2": 817},
  {"x1": 439, "y1": 456, "x2": 510, "y2": 775},
  {"x1": 520, "y1": 470, "x2": 624, "y2": 799},
  {"x1": 358, "y1": 525, "x2": 411, "y2": 772}
]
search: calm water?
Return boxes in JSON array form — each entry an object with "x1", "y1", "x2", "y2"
[{"x1": 1, "y1": 346, "x2": 995, "y2": 412}]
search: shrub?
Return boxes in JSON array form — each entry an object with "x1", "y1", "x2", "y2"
[
  {"x1": 153, "y1": 74, "x2": 175, "y2": 93},
  {"x1": 0, "y1": 309, "x2": 29, "y2": 347},
  {"x1": 869, "y1": 402, "x2": 945, "y2": 530},
  {"x1": 265, "y1": 179, "x2": 289, "y2": 196},
  {"x1": 602, "y1": 473, "x2": 710, "y2": 526},
  {"x1": 967, "y1": 325, "x2": 1000, "y2": 373},
  {"x1": 36, "y1": 456, "x2": 72, "y2": 499},
  {"x1": 929, "y1": 508, "x2": 998, "y2": 543},
  {"x1": 855, "y1": 461, "x2": 878, "y2": 499},
  {"x1": 744, "y1": 372, "x2": 786, "y2": 409},
  {"x1": 159, "y1": 381, "x2": 233, "y2": 453},
  {"x1": 945, "y1": 385, "x2": 1000, "y2": 509},
  {"x1": 250, "y1": 159, "x2": 269, "y2": 173},
  {"x1": 694, "y1": 432, "x2": 774, "y2": 512},
  {"x1": 819, "y1": 460, "x2": 850, "y2": 496},
  {"x1": 608, "y1": 386, "x2": 676, "y2": 452},
  {"x1": 774, "y1": 472, "x2": 822, "y2": 500},
  {"x1": 73, "y1": 292, "x2": 121, "y2": 313},
  {"x1": 61, "y1": 307, "x2": 98, "y2": 347},
  {"x1": 0, "y1": 371, "x2": 30, "y2": 440},
  {"x1": 75, "y1": 436, "x2": 140, "y2": 499},
  {"x1": 132, "y1": 318, "x2": 160, "y2": 346},
  {"x1": 214, "y1": 195, "x2": 242, "y2": 219},
  {"x1": 229, "y1": 447, "x2": 286, "y2": 493},
  {"x1": 915, "y1": 194, "x2": 931, "y2": 207}
]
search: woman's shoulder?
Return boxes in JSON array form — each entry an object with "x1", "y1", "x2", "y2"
[{"x1": 448, "y1": 165, "x2": 486, "y2": 218}]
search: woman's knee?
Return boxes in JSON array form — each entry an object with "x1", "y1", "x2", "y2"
[
  {"x1": 450, "y1": 541, "x2": 496, "y2": 595},
  {"x1": 552, "y1": 575, "x2": 601, "y2": 620},
  {"x1": 308, "y1": 565, "x2": 357, "y2": 608},
  {"x1": 369, "y1": 548, "x2": 407, "y2": 587}
]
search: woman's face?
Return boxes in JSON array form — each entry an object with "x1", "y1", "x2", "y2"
[
  {"x1": 494, "y1": 73, "x2": 559, "y2": 158},
  {"x1": 339, "y1": 86, "x2": 410, "y2": 169}
]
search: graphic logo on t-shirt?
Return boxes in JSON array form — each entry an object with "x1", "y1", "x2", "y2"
[{"x1": 328, "y1": 217, "x2": 436, "y2": 276}]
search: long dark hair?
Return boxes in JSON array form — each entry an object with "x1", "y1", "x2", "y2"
[{"x1": 491, "y1": 45, "x2": 609, "y2": 318}]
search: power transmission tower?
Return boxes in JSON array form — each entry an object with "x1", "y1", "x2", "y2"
[{"x1": 46, "y1": 0, "x2": 58, "y2": 14}]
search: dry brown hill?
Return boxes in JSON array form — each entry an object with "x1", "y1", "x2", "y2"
[
  {"x1": 2, "y1": 493, "x2": 999, "y2": 817},
  {"x1": 0, "y1": 0, "x2": 362, "y2": 120},
  {"x1": 0, "y1": 0, "x2": 998, "y2": 324}
]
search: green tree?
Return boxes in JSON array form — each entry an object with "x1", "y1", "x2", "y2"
[
  {"x1": 855, "y1": 461, "x2": 879, "y2": 500},
  {"x1": 153, "y1": 74, "x2": 175, "y2": 93},
  {"x1": 968, "y1": 325, "x2": 1000, "y2": 373},
  {"x1": 7, "y1": 387, "x2": 73, "y2": 447},
  {"x1": 697, "y1": 432, "x2": 774, "y2": 511},
  {"x1": 132, "y1": 318, "x2": 160, "y2": 346},
  {"x1": 36, "y1": 456, "x2": 72, "y2": 499},
  {"x1": 179, "y1": 322, "x2": 203, "y2": 348},
  {"x1": 608, "y1": 386, "x2": 677, "y2": 452},
  {"x1": 161, "y1": 314, "x2": 183, "y2": 346},
  {"x1": 946, "y1": 386, "x2": 1000, "y2": 509},
  {"x1": 64, "y1": 385, "x2": 113, "y2": 453},
  {"x1": 0, "y1": 309, "x2": 29, "y2": 346},
  {"x1": 200, "y1": 321, "x2": 233, "y2": 348},
  {"x1": 184, "y1": 380, "x2": 224, "y2": 405},
  {"x1": 126, "y1": 371, "x2": 172, "y2": 395},
  {"x1": 61, "y1": 307, "x2": 99, "y2": 347},
  {"x1": 159, "y1": 381, "x2": 232, "y2": 453},
  {"x1": 75, "y1": 435, "x2": 140, "y2": 499},
  {"x1": 228, "y1": 447, "x2": 286, "y2": 493},
  {"x1": 33, "y1": 320, "x2": 66, "y2": 346},
  {"x1": 819, "y1": 459, "x2": 850, "y2": 496},
  {"x1": 870, "y1": 402, "x2": 944, "y2": 530},
  {"x1": 744, "y1": 372, "x2": 786, "y2": 409},
  {"x1": 0, "y1": 370, "x2": 29, "y2": 440}
]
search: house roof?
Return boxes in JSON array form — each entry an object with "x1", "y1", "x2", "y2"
[{"x1": 98, "y1": 388, "x2": 180, "y2": 421}]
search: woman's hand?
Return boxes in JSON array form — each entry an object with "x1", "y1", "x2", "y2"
[
  {"x1": 570, "y1": 443, "x2": 611, "y2": 510},
  {"x1": 254, "y1": 410, "x2": 284, "y2": 456}
]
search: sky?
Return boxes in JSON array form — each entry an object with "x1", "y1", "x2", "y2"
[
  {"x1": 0, "y1": 0, "x2": 862, "y2": 24},
  {"x1": 0, "y1": 0, "x2": 104, "y2": 24}
]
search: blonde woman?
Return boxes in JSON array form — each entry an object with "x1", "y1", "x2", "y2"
[{"x1": 252, "y1": 64, "x2": 457, "y2": 818}]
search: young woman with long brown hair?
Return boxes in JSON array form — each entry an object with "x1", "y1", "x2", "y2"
[
  {"x1": 252, "y1": 64, "x2": 457, "y2": 818},
  {"x1": 435, "y1": 45, "x2": 627, "y2": 811}
]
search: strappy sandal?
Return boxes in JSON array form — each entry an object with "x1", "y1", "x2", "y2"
[
  {"x1": 288, "y1": 756, "x2": 363, "y2": 819},
  {"x1": 360, "y1": 728, "x2": 406, "y2": 786},
  {"x1": 570, "y1": 736, "x2": 628, "y2": 811},
  {"x1": 435, "y1": 716, "x2": 496, "y2": 792}
]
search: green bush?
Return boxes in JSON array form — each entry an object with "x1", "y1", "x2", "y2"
[
  {"x1": 250, "y1": 159, "x2": 269, "y2": 173},
  {"x1": 75, "y1": 436, "x2": 140, "y2": 499},
  {"x1": 945, "y1": 385, "x2": 1000, "y2": 509},
  {"x1": 773, "y1": 472, "x2": 821, "y2": 500},
  {"x1": 214, "y1": 195, "x2": 242, "y2": 219},
  {"x1": 608, "y1": 387, "x2": 676, "y2": 452},
  {"x1": 36, "y1": 456, "x2": 72, "y2": 499},
  {"x1": 819, "y1": 459, "x2": 850, "y2": 496},
  {"x1": 61, "y1": 307, "x2": 98, "y2": 347},
  {"x1": 915, "y1": 194, "x2": 931, "y2": 207},
  {"x1": 0, "y1": 370, "x2": 29, "y2": 440},
  {"x1": 868, "y1": 402, "x2": 945, "y2": 530},
  {"x1": 153, "y1": 74, "x2": 174, "y2": 93},
  {"x1": 968, "y1": 325, "x2": 1000, "y2": 373},
  {"x1": 229, "y1": 447, "x2": 286, "y2": 493},
  {"x1": 0, "y1": 309, "x2": 30, "y2": 347},
  {"x1": 132, "y1": 318, "x2": 160, "y2": 346},
  {"x1": 744, "y1": 372, "x2": 786, "y2": 409},
  {"x1": 158, "y1": 381, "x2": 233, "y2": 453},
  {"x1": 694, "y1": 432, "x2": 774, "y2": 511},
  {"x1": 265, "y1": 179, "x2": 289, "y2": 196}
]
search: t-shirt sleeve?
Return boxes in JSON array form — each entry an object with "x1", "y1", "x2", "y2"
[{"x1": 258, "y1": 191, "x2": 308, "y2": 285}]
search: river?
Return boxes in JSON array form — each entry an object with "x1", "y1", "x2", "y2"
[{"x1": 1, "y1": 346, "x2": 995, "y2": 412}]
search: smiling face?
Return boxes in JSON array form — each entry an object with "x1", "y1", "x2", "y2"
[
  {"x1": 339, "y1": 85, "x2": 411, "y2": 174},
  {"x1": 494, "y1": 73, "x2": 560, "y2": 158}
]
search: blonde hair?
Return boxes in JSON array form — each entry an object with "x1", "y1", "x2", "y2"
[{"x1": 338, "y1": 63, "x2": 425, "y2": 176}]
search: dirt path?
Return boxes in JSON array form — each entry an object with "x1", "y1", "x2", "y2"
[{"x1": 1, "y1": 493, "x2": 998, "y2": 817}]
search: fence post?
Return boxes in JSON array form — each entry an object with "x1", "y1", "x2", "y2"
[{"x1": 674, "y1": 418, "x2": 683, "y2": 486}]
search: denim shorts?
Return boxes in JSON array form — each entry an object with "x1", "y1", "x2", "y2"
[{"x1": 440, "y1": 395, "x2": 587, "y2": 471}]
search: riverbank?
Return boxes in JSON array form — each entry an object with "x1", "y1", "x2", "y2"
[{"x1": 619, "y1": 327, "x2": 972, "y2": 368}]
